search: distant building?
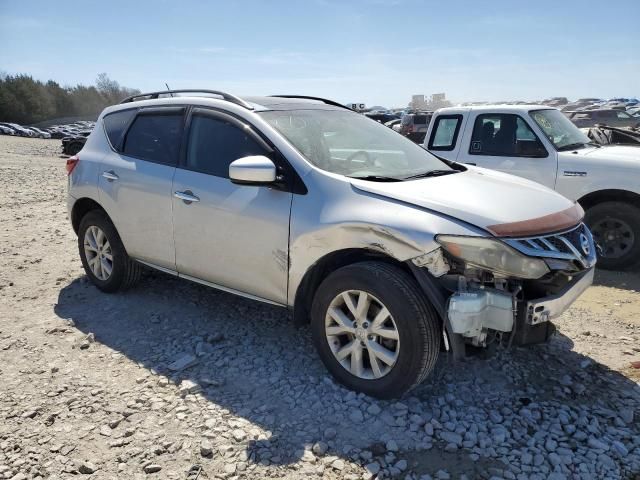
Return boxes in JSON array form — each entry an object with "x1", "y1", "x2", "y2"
[{"x1": 409, "y1": 93, "x2": 451, "y2": 111}]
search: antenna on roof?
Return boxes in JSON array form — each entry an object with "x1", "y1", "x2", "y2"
[{"x1": 165, "y1": 83, "x2": 174, "y2": 97}]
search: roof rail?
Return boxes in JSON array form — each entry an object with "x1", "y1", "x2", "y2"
[
  {"x1": 269, "y1": 95, "x2": 352, "y2": 111},
  {"x1": 120, "y1": 89, "x2": 253, "y2": 110}
]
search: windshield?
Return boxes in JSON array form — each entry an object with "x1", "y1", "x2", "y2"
[
  {"x1": 259, "y1": 110, "x2": 451, "y2": 179},
  {"x1": 529, "y1": 109, "x2": 590, "y2": 150}
]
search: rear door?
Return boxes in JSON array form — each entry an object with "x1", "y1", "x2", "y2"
[
  {"x1": 98, "y1": 106, "x2": 183, "y2": 270},
  {"x1": 455, "y1": 112, "x2": 558, "y2": 189},
  {"x1": 171, "y1": 108, "x2": 292, "y2": 304}
]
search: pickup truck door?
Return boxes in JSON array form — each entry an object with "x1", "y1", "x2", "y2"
[
  {"x1": 441, "y1": 112, "x2": 558, "y2": 189},
  {"x1": 171, "y1": 108, "x2": 292, "y2": 305}
]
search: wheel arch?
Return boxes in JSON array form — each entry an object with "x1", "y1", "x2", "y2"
[
  {"x1": 578, "y1": 189, "x2": 640, "y2": 210},
  {"x1": 71, "y1": 197, "x2": 108, "y2": 234},
  {"x1": 292, "y1": 248, "x2": 416, "y2": 326}
]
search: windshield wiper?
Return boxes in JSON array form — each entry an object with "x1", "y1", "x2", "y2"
[
  {"x1": 557, "y1": 142, "x2": 588, "y2": 152},
  {"x1": 403, "y1": 169, "x2": 460, "y2": 180},
  {"x1": 347, "y1": 175, "x2": 404, "y2": 182}
]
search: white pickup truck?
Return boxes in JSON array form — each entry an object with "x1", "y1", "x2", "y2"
[{"x1": 423, "y1": 105, "x2": 640, "y2": 270}]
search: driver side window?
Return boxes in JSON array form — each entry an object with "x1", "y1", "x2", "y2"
[{"x1": 469, "y1": 114, "x2": 547, "y2": 158}]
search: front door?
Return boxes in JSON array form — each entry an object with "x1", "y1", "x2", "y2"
[
  {"x1": 456, "y1": 112, "x2": 558, "y2": 189},
  {"x1": 172, "y1": 108, "x2": 292, "y2": 304}
]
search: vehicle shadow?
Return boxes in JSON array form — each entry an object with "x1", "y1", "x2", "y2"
[{"x1": 54, "y1": 271, "x2": 640, "y2": 478}]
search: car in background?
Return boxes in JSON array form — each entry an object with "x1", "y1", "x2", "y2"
[
  {"x1": 399, "y1": 112, "x2": 433, "y2": 143},
  {"x1": 26, "y1": 127, "x2": 52, "y2": 139},
  {"x1": 0, "y1": 125, "x2": 16, "y2": 135},
  {"x1": 567, "y1": 109, "x2": 640, "y2": 128},
  {"x1": 384, "y1": 118, "x2": 402, "y2": 131},
  {"x1": 0, "y1": 122, "x2": 34, "y2": 137},
  {"x1": 365, "y1": 112, "x2": 399, "y2": 124},
  {"x1": 62, "y1": 130, "x2": 91, "y2": 155}
]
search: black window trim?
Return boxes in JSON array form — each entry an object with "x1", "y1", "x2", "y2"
[
  {"x1": 427, "y1": 114, "x2": 463, "y2": 151},
  {"x1": 180, "y1": 106, "x2": 307, "y2": 195},
  {"x1": 469, "y1": 113, "x2": 549, "y2": 159}
]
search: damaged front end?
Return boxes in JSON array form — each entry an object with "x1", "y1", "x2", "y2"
[{"x1": 410, "y1": 223, "x2": 597, "y2": 355}]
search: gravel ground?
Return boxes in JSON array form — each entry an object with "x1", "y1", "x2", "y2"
[{"x1": 0, "y1": 135, "x2": 639, "y2": 480}]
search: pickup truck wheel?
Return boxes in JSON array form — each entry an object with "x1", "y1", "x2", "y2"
[
  {"x1": 78, "y1": 210, "x2": 141, "y2": 292},
  {"x1": 585, "y1": 202, "x2": 640, "y2": 270},
  {"x1": 311, "y1": 261, "x2": 440, "y2": 399}
]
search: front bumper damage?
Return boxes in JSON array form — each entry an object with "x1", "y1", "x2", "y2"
[
  {"x1": 447, "y1": 267, "x2": 594, "y2": 347},
  {"x1": 409, "y1": 223, "x2": 596, "y2": 357}
]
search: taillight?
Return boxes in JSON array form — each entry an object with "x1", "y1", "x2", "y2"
[{"x1": 66, "y1": 155, "x2": 79, "y2": 175}]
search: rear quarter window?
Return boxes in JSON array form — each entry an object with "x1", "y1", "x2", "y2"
[{"x1": 103, "y1": 109, "x2": 137, "y2": 150}]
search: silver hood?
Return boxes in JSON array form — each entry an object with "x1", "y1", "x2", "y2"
[{"x1": 350, "y1": 166, "x2": 575, "y2": 232}]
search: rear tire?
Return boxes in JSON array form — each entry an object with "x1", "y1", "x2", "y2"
[
  {"x1": 311, "y1": 261, "x2": 440, "y2": 399},
  {"x1": 78, "y1": 210, "x2": 141, "y2": 292},
  {"x1": 585, "y1": 202, "x2": 640, "y2": 271}
]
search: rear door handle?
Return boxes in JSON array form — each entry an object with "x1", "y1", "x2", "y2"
[
  {"x1": 174, "y1": 190, "x2": 200, "y2": 204},
  {"x1": 102, "y1": 170, "x2": 119, "y2": 181}
]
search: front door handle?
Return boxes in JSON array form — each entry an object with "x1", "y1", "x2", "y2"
[
  {"x1": 102, "y1": 170, "x2": 119, "y2": 181},
  {"x1": 174, "y1": 190, "x2": 200, "y2": 204}
]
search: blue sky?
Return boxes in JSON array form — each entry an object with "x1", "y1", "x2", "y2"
[{"x1": 1, "y1": 0, "x2": 638, "y2": 107}]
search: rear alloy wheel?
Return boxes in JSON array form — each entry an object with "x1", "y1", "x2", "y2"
[
  {"x1": 78, "y1": 210, "x2": 141, "y2": 292},
  {"x1": 311, "y1": 261, "x2": 440, "y2": 399},
  {"x1": 83, "y1": 225, "x2": 113, "y2": 281},
  {"x1": 585, "y1": 201, "x2": 640, "y2": 271}
]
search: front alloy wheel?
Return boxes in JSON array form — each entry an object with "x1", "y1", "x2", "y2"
[
  {"x1": 311, "y1": 261, "x2": 440, "y2": 399},
  {"x1": 325, "y1": 290, "x2": 400, "y2": 379}
]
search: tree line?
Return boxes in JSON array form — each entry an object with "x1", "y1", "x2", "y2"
[{"x1": 0, "y1": 73, "x2": 140, "y2": 124}]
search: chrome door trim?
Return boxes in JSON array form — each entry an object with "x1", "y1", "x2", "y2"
[
  {"x1": 133, "y1": 259, "x2": 286, "y2": 308},
  {"x1": 135, "y1": 259, "x2": 178, "y2": 276},
  {"x1": 179, "y1": 273, "x2": 287, "y2": 307}
]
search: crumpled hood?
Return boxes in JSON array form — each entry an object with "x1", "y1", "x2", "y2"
[{"x1": 350, "y1": 167, "x2": 576, "y2": 233}]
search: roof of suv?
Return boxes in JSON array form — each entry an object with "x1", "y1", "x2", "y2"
[
  {"x1": 113, "y1": 90, "x2": 350, "y2": 114},
  {"x1": 437, "y1": 105, "x2": 552, "y2": 115}
]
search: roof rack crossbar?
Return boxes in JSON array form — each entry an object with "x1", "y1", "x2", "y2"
[
  {"x1": 269, "y1": 95, "x2": 352, "y2": 111},
  {"x1": 120, "y1": 89, "x2": 253, "y2": 110}
]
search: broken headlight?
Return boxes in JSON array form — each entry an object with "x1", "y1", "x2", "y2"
[{"x1": 436, "y1": 235, "x2": 549, "y2": 279}]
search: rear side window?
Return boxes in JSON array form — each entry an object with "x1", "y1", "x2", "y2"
[
  {"x1": 122, "y1": 111, "x2": 184, "y2": 165},
  {"x1": 185, "y1": 113, "x2": 269, "y2": 178},
  {"x1": 428, "y1": 115, "x2": 462, "y2": 150},
  {"x1": 103, "y1": 109, "x2": 137, "y2": 150},
  {"x1": 413, "y1": 115, "x2": 428, "y2": 125}
]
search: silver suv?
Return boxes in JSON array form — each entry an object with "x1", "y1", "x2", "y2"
[{"x1": 67, "y1": 90, "x2": 596, "y2": 398}]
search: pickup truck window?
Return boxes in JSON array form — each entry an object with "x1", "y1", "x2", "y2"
[
  {"x1": 529, "y1": 109, "x2": 590, "y2": 150},
  {"x1": 469, "y1": 114, "x2": 547, "y2": 158},
  {"x1": 427, "y1": 115, "x2": 462, "y2": 151}
]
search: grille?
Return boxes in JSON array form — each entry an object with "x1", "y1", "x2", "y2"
[{"x1": 504, "y1": 223, "x2": 596, "y2": 270}]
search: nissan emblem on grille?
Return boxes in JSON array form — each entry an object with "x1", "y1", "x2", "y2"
[{"x1": 579, "y1": 233, "x2": 591, "y2": 256}]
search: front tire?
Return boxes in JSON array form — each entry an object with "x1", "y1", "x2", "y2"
[
  {"x1": 311, "y1": 261, "x2": 440, "y2": 399},
  {"x1": 585, "y1": 202, "x2": 640, "y2": 271},
  {"x1": 78, "y1": 210, "x2": 141, "y2": 292}
]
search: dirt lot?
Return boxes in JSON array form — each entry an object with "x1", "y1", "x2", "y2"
[{"x1": 0, "y1": 135, "x2": 639, "y2": 480}]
